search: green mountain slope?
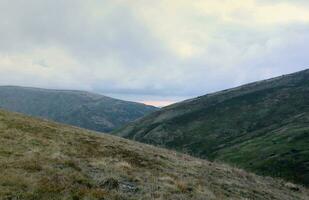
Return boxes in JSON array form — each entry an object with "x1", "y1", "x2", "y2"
[
  {"x1": 115, "y1": 69, "x2": 309, "y2": 186},
  {"x1": 0, "y1": 86, "x2": 158, "y2": 132},
  {"x1": 0, "y1": 109, "x2": 308, "y2": 199}
]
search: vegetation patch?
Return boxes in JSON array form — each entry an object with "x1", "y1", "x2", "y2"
[{"x1": 0, "y1": 109, "x2": 308, "y2": 199}]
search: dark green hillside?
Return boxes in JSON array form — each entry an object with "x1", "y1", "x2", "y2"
[
  {"x1": 0, "y1": 86, "x2": 158, "y2": 132},
  {"x1": 115, "y1": 69, "x2": 309, "y2": 185},
  {"x1": 0, "y1": 109, "x2": 308, "y2": 199}
]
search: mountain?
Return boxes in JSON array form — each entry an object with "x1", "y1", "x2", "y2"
[
  {"x1": 115, "y1": 69, "x2": 309, "y2": 186},
  {"x1": 0, "y1": 86, "x2": 158, "y2": 132},
  {"x1": 0, "y1": 109, "x2": 308, "y2": 199}
]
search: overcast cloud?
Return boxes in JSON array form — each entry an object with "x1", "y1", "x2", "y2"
[{"x1": 0, "y1": 0, "x2": 309, "y2": 106}]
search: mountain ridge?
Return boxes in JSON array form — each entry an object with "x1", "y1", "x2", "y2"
[
  {"x1": 115, "y1": 68, "x2": 309, "y2": 185},
  {"x1": 0, "y1": 86, "x2": 158, "y2": 132}
]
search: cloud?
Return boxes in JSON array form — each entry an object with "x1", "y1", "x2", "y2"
[{"x1": 0, "y1": 0, "x2": 309, "y2": 102}]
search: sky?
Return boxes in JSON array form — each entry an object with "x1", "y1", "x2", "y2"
[{"x1": 0, "y1": 0, "x2": 309, "y2": 107}]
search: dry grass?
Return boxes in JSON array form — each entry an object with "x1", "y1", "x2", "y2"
[{"x1": 0, "y1": 109, "x2": 308, "y2": 200}]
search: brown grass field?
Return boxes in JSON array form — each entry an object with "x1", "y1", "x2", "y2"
[{"x1": 0, "y1": 109, "x2": 308, "y2": 200}]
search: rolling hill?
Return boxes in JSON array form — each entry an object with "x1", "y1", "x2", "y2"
[
  {"x1": 0, "y1": 109, "x2": 308, "y2": 199},
  {"x1": 115, "y1": 69, "x2": 309, "y2": 186},
  {"x1": 0, "y1": 86, "x2": 158, "y2": 132}
]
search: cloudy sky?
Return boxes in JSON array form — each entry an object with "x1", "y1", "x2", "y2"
[{"x1": 1, "y1": 0, "x2": 309, "y2": 106}]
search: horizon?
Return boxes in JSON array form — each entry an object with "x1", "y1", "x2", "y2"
[
  {"x1": 1, "y1": 67, "x2": 307, "y2": 107},
  {"x1": 1, "y1": 1, "x2": 309, "y2": 107}
]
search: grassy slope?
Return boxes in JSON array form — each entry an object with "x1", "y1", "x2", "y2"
[
  {"x1": 0, "y1": 110, "x2": 308, "y2": 200},
  {"x1": 0, "y1": 86, "x2": 158, "y2": 132},
  {"x1": 115, "y1": 69, "x2": 309, "y2": 186}
]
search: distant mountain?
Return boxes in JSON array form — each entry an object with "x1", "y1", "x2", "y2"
[
  {"x1": 115, "y1": 69, "x2": 309, "y2": 185},
  {"x1": 0, "y1": 86, "x2": 158, "y2": 132},
  {"x1": 0, "y1": 109, "x2": 308, "y2": 199}
]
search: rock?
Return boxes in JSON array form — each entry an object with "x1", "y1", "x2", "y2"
[
  {"x1": 100, "y1": 178, "x2": 119, "y2": 190},
  {"x1": 285, "y1": 182, "x2": 300, "y2": 191},
  {"x1": 120, "y1": 181, "x2": 139, "y2": 193}
]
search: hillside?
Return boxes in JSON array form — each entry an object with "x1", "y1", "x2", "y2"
[
  {"x1": 115, "y1": 69, "x2": 309, "y2": 186},
  {"x1": 0, "y1": 110, "x2": 308, "y2": 199},
  {"x1": 0, "y1": 86, "x2": 158, "y2": 132}
]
